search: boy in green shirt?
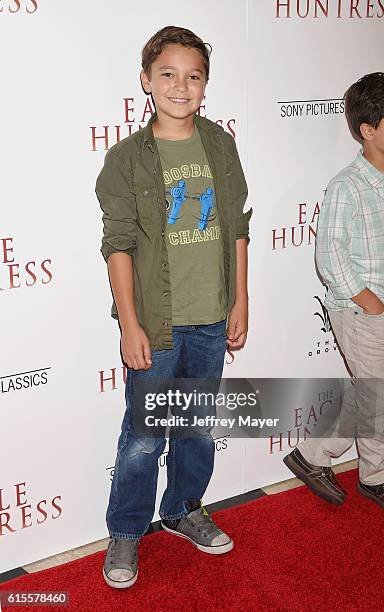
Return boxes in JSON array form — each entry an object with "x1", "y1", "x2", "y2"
[{"x1": 96, "y1": 25, "x2": 252, "y2": 588}]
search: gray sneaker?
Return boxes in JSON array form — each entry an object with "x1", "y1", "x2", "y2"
[
  {"x1": 103, "y1": 537, "x2": 139, "y2": 589},
  {"x1": 161, "y1": 504, "x2": 233, "y2": 555}
]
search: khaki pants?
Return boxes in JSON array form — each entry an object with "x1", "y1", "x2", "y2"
[{"x1": 299, "y1": 306, "x2": 384, "y2": 485}]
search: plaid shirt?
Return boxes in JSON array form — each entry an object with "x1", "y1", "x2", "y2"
[{"x1": 316, "y1": 150, "x2": 384, "y2": 310}]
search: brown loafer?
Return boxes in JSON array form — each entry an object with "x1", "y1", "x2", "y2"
[
  {"x1": 328, "y1": 467, "x2": 347, "y2": 495},
  {"x1": 358, "y1": 481, "x2": 384, "y2": 508},
  {"x1": 283, "y1": 448, "x2": 345, "y2": 505}
]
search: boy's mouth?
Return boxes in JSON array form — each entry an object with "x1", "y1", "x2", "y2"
[{"x1": 167, "y1": 97, "x2": 191, "y2": 104}]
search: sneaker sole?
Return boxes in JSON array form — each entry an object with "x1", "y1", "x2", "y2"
[
  {"x1": 102, "y1": 567, "x2": 138, "y2": 589},
  {"x1": 358, "y1": 483, "x2": 384, "y2": 508},
  {"x1": 161, "y1": 522, "x2": 234, "y2": 555},
  {"x1": 283, "y1": 454, "x2": 344, "y2": 506}
]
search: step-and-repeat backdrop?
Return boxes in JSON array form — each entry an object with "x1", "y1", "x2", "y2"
[{"x1": 1, "y1": 0, "x2": 383, "y2": 571}]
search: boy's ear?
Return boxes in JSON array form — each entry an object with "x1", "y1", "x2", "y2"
[
  {"x1": 360, "y1": 122, "x2": 375, "y2": 141},
  {"x1": 140, "y1": 69, "x2": 151, "y2": 94}
]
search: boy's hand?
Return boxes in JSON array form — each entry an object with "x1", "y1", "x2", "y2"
[
  {"x1": 226, "y1": 300, "x2": 248, "y2": 351},
  {"x1": 352, "y1": 287, "x2": 384, "y2": 315},
  {"x1": 364, "y1": 303, "x2": 384, "y2": 315},
  {"x1": 121, "y1": 323, "x2": 152, "y2": 370}
]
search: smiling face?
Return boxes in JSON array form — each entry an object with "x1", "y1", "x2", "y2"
[{"x1": 141, "y1": 43, "x2": 207, "y2": 125}]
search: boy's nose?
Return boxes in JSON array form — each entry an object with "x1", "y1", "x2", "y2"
[{"x1": 174, "y1": 77, "x2": 188, "y2": 91}]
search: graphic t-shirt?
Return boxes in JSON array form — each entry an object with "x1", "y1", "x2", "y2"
[{"x1": 155, "y1": 126, "x2": 227, "y2": 325}]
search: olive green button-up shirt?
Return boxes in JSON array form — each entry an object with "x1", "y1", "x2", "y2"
[{"x1": 95, "y1": 111, "x2": 253, "y2": 350}]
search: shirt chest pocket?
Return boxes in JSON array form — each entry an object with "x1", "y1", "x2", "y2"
[{"x1": 134, "y1": 184, "x2": 156, "y2": 225}]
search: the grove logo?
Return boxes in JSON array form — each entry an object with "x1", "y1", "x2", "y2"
[
  {"x1": 314, "y1": 295, "x2": 331, "y2": 333},
  {"x1": 0, "y1": 481, "x2": 62, "y2": 536},
  {"x1": 91, "y1": 97, "x2": 237, "y2": 151},
  {"x1": 0, "y1": 237, "x2": 52, "y2": 291},
  {"x1": 276, "y1": 0, "x2": 384, "y2": 18},
  {"x1": 0, "y1": 0, "x2": 38, "y2": 13},
  {"x1": 308, "y1": 294, "x2": 337, "y2": 357}
]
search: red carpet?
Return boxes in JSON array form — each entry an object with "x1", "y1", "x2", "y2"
[{"x1": 1, "y1": 469, "x2": 382, "y2": 611}]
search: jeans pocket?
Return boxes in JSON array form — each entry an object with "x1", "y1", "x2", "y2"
[
  {"x1": 198, "y1": 319, "x2": 227, "y2": 338},
  {"x1": 361, "y1": 311, "x2": 384, "y2": 319}
]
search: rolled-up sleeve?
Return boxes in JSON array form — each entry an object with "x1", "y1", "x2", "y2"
[
  {"x1": 95, "y1": 151, "x2": 137, "y2": 262},
  {"x1": 315, "y1": 180, "x2": 366, "y2": 299},
  {"x1": 228, "y1": 136, "x2": 253, "y2": 243}
]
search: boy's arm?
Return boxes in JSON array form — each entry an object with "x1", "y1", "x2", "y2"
[
  {"x1": 108, "y1": 252, "x2": 138, "y2": 330},
  {"x1": 95, "y1": 151, "x2": 138, "y2": 261},
  {"x1": 235, "y1": 238, "x2": 248, "y2": 303},
  {"x1": 96, "y1": 152, "x2": 152, "y2": 370},
  {"x1": 316, "y1": 180, "x2": 384, "y2": 313},
  {"x1": 107, "y1": 252, "x2": 138, "y2": 330},
  {"x1": 107, "y1": 253, "x2": 152, "y2": 369},
  {"x1": 226, "y1": 136, "x2": 252, "y2": 349},
  {"x1": 227, "y1": 239, "x2": 249, "y2": 349},
  {"x1": 228, "y1": 135, "x2": 253, "y2": 244}
]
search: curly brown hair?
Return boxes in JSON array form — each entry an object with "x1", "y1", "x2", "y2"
[{"x1": 141, "y1": 25, "x2": 211, "y2": 81}]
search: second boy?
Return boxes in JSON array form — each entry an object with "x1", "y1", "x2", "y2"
[{"x1": 284, "y1": 72, "x2": 384, "y2": 508}]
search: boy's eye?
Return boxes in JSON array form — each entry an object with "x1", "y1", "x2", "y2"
[
  {"x1": 190, "y1": 75, "x2": 200, "y2": 80},
  {"x1": 162, "y1": 72, "x2": 174, "y2": 77}
]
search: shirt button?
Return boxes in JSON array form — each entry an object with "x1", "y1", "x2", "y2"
[
  {"x1": 163, "y1": 291, "x2": 168, "y2": 298},
  {"x1": 162, "y1": 262, "x2": 167, "y2": 268},
  {"x1": 143, "y1": 189, "x2": 149, "y2": 196},
  {"x1": 161, "y1": 230, "x2": 165, "y2": 237},
  {"x1": 163, "y1": 321, "x2": 169, "y2": 326}
]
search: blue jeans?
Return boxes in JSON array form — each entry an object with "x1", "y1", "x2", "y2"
[{"x1": 106, "y1": 319, "x2": 227, "y2": 540}]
